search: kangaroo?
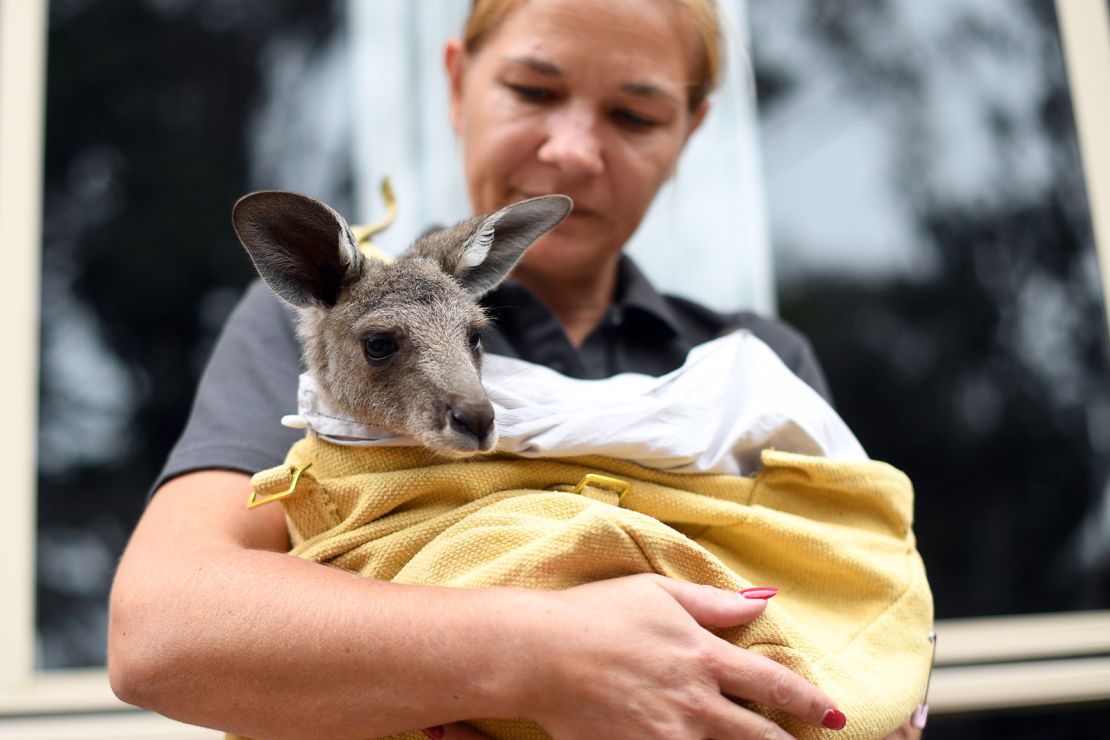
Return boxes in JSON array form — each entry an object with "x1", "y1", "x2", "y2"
[{"x1": 231, "y1": 190, "x2": 572, "y2": 457}]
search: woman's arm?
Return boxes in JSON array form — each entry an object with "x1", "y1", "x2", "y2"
[
  {"x1": 109, "y1": 470, "x2": 538, "y2": 738},
  {"x1": 108, "y1": 470, "x2": 845, "y2": 740}
]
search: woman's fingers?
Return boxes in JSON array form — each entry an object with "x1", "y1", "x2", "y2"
[
  {"x1": 699, "y1": 695, "x2": 797, "y2": 740},
  {"x1": 648, "y1": 575, "x2": 771, "y2": 628},
  {"x1": 421, "y1": 722, "x2": 492, "y2": 739},
  {"x1": 533, "y1": 575, "x2": 847, "y2": 738},
  {"x1": 644, "y1": 575, "x2": 847, "y2": 732},
  {"x1": 715, "y1": 643, "x2": 846, "y2": 731}
]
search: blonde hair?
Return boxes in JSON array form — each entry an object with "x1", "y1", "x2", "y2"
[{"x1": 463, "y1": 0, "x2": 724, "y2": 110}]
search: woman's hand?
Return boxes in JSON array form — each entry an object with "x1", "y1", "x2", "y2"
[
  {"x1": 513, "y1": 574, "x2": 845, "y2": 739},
  {"x1": 421, "y1": 724, "x2": 491, "y2": 739}
]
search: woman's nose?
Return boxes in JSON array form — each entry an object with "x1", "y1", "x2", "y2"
[{"x1": 537, "y1": 111, "x2": 604, "y2": 177}]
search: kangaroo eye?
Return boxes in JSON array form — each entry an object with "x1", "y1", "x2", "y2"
[
  {"x1": 362, "y1": 333, "x2": 398, "y2": 362},
  {"x1": 468, "y1": 332, "x2": 482, "y2": 352}
]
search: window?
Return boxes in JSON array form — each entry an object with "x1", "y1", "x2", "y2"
[{"x1": 4, "y1": 0, "x2": 1110, "y2": 736}]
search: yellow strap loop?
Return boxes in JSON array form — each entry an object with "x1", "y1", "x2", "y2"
[
  {"x1": 571, "y1": 473, "x2": 631, "y2": 506},
  {"x1": 247, "y1": 462, "x2": 313, "y2": 509}
]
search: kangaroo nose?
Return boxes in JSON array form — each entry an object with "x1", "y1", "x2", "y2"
[{"x1": 448, "y1": 400, "x2": 495, "y2": 440}]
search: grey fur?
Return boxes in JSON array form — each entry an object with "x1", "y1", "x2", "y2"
[{"x1": 231, "y1": 191, "x2": 571, "y2": 456}]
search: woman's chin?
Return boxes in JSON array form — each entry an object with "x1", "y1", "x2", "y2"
[{"x1": 517, "y1": 242, "x2": 623, "y2": 284}]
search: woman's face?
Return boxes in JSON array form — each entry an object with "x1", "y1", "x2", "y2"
[{"x1": 446, "y1": 0, "x2": 708, "y2": 280}]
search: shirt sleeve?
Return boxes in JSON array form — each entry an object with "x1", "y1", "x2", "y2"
[{"x1": 151, "y1": 280, "x2": 306, "y2": 494}]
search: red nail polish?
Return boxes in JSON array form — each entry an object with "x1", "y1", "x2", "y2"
[
  {"x1": 821, "y1": 708, "x2": 847, "y2": 730},
  {"x1": 421, "y1": 727, "x2": 445, "y2": 739},
  {"x1": 740, "y1": 587, "x2": 779, "y2": 600}
]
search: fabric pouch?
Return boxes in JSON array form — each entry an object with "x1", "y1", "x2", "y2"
[{"x1": 232, "y1": 436, "x2": 933, "y2": 740}]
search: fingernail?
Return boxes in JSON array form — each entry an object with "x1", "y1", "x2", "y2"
[
  {"x1": 911, "y1": 703, "x2": 929, "y2": 729},
  {"x1": 740, "y1": 587, "x2": 779, "y2": 600},
  {"x1": 421, "y1": 727, "x2": 445, "y2": 739},
  {"x1": 821, "y1": 708, "x2": 847, "y2": 730}
]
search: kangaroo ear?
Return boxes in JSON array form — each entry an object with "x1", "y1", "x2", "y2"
[
  {"x1": 407, "y1": 195, "x2": 572, "y2": 297},
  {"x1": 232, "y1": 191, "x2": 364, "y2": 308}
]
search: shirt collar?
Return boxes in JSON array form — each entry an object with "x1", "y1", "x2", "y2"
[
  {"x1": 615, "y1": 255, "x2": 682, "y2": 338},
  {"x1": 480, "y1": 255, "x2": 683, "y2": 341}
]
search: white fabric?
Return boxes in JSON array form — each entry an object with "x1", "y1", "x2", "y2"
[{"x1": 286, "y1": 330, "x2": 867, "y2": 475}]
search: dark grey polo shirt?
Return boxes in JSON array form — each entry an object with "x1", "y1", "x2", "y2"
[{"x1": 154, "y1": 256, "x2": 830, "y2": 492}]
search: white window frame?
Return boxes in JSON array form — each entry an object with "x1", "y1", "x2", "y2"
[
  {"x1": 1, "y1": 0, "x2": 1109, "y2": 735},
  {"x1": 1, "y1": 0, "x2": 45, "y2": 692},
  {"x1": 1061, "y1": 0, "x2": 1110, "y2": 341}
]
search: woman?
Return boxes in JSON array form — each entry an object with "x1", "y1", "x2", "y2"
[{"x1": 108, "y1": 1, "x2": 872, "y2": 737}]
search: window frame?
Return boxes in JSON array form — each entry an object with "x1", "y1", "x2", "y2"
[
  {"x1": 1060, "y1": 0, "x2": 1110, "y2": 341},
  {"x1": 1, "y1": 0, "x2": 46, "y2": 693},
  {"x1": 2, "y1": 0, "x2": 1109, "y2": 734}
]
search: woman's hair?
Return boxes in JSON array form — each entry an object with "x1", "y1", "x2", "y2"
[{"x1": 463, "y1": 0, "x2": 724, "y2": 111}]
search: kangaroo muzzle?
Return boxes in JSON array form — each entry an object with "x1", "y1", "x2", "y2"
[{"x1": 446, "y1": 399, "x2": 497, "y2": 449}]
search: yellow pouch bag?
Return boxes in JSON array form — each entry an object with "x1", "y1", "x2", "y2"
[{"x1": 237, "y1": 435, "x2": 933, "y2": 740}]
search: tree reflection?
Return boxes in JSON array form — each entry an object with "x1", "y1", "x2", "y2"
[
  {"x1": 755, "y1": 8, "x2": 1110, "y2": 732},
  {"x1": 752, "y1": 0, "x2": 1110, "y2": 618},
  {"x1": 38, "y1": 0, "x2": 343, "y2": 668}
]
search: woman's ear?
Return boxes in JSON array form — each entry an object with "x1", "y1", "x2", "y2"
[{"x1": 444, "y1": 37, "x2": 466, "y2": 136}]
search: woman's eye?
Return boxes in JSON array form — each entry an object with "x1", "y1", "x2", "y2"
[
  {"x1": 613, "y1": 108, "x2": 658, "y2": 131},
  {"x1": 509, "y1": 84, "x2": 556, "y2": 104},
  {"x1": 362, "y1": 333, "x2": 399, "y2": 361}
]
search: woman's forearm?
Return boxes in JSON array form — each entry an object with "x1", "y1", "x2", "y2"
[{"x1": 108, "y1": 471, "x2": 540, "y2": 739}]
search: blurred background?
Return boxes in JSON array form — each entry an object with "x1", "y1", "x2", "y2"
[{"x1": 14, "y1": 0, "x2": 1110, "y2": 737}]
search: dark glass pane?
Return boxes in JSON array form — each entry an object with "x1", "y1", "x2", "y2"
[
  {"x1": 37, "y1": 0, "x2": 345, "y2": 670},
  {"x1": 751, "y1": 0, "x2": 1109, "y2": 619},
  {"x1": 929, "y1": 705, "x2": 1110, "y2": 739}
]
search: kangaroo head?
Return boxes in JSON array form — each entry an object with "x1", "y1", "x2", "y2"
[{"x1": 232, "y1": 191, "x2": 571, "y2": 457}]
